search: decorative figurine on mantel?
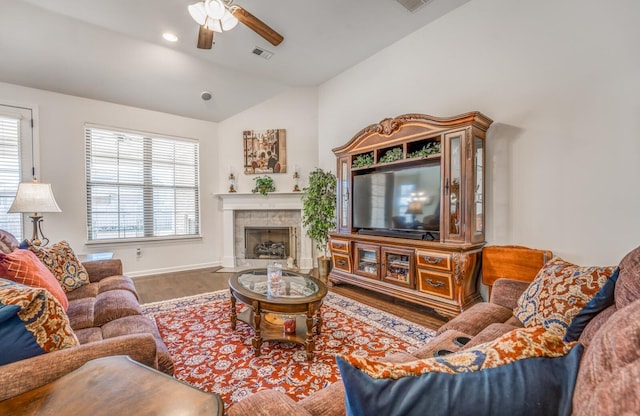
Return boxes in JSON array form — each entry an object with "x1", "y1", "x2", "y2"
[
  {"x1": 228, "y1": 172, "x2": 237, "y2": 193},
  {"x1": 293, "y1": 169, "x2": 301, "y2": 192}
]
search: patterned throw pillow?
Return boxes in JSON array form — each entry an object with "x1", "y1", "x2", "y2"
[
  {"x1": 513, "y1": 257, "x2": 616, "y2": 335},
  {"x1": 564, "y1": 267, "x2": 619, "y2": 342},
  {"x1": 337, "y1": 326, "x2": 583, "y2": 416},
  {"x1": 0, "y1": 249, "x2": 69, "y2": 310},
  {"x1": 27, "y1": 240, "x2": 89, "y2": 293},
  {"x1": 0, "y1": 278, "x2": 78, "y2": 365}
]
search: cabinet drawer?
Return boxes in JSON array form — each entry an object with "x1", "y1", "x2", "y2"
[
  {"x1": 417, "y1": 269, "x2": 454, "y2": 299},
  {"x1": 416, "y1": 250, "x2": 452, "y2": 271},
  {"x1": 330, "y1": 239, "x2": 350, "y2": 254},
  {"x1": 332, "y1": 253, "x2": 352, "y2": 272}
]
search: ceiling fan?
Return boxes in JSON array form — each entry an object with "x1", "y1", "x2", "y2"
[{"x1": 188, "y1": 0, "x2": 284, "y2": 49}]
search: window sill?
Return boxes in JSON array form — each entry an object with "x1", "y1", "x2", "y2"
[{"x1": 85, "y1": 235, "x2": 203, "y2": 247}]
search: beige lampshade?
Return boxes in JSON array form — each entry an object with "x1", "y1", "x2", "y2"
[{"x1": 7, "y1": 182, "x2": 62, "y2": 214}]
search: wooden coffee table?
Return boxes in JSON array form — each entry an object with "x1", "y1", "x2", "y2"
[
  {"x1": 0, "y1": 355, "x2": 223, "y2": 415},
  {"x1": 228, "y1": 269, "x2": 328, "y2": 360}
]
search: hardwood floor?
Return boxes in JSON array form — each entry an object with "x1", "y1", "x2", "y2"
[
  {"x1": 134, "y1": 267, "x2": 229, "y2": 304},
  {"x1": 133, "y1": 267, "x2": 448, "y2": 331}
]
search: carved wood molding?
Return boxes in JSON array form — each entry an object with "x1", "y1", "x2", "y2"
[
  {"x1": 370, "y1": 117, "x2": 401, "y2": 136},
  {"x1": 332, "y1": 112, "x2": 493, "y2": 156},
  {"x1": 452, "y1": 253, "x2": 469, "y2": 287}
]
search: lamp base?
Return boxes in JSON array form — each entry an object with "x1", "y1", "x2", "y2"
[{"x1": 28, "y1": 215, "x2": 49, "y2": 246}]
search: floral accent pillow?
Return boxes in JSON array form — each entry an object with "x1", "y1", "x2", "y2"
[
  {"x1": 513, "y1": 257, "x2": 616, "y2": 335},
  {"x1": 0, "y1": 278, "x2": 78, "y2": 365},
  {"x1": 28, "y1": 240, "x2": 89, "y2": 293},
  {"x1": 337, "y1": 326, "x2": 583, "y2": 416}
]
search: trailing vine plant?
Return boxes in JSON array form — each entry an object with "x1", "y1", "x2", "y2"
[
  {"x1": 352, "y1": 152, "x2": 374, "y2": 168},
  {"x1": 379, "y1": 147, "x2": 403, "y2": 163},
  {"x1": 408, "y1": 142, "x2": 441, "y2": 158}
]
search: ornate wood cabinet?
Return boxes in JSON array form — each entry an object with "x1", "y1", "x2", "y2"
[{"x1": 329, "y1": 112, "x2": 493, "y2": 317}]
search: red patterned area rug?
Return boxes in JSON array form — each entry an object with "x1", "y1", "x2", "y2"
[{"x1": 142, "y1": 290, "x2": 434, "y2": 407}]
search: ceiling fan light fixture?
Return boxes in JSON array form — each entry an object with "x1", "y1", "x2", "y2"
[
  {"x1": 205, "y1": 17, "x2": 223, "y2": 33},
  {"x1": 188, "y1": 2, "x2": 207, "y2": 25},
  {"x1": 220, "y1": 10, "x2": 239, "y2": 31},
  {"x1": 204, "y1": 0, "x2": 226, "y2": 20}
]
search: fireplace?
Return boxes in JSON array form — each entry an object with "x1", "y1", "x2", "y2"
[
  {"x1": 234, "y1": 210, "x2": 300, "y2": 267},
  {"x1": 245, "y1": 227, "x2": 290, "y2": 260},
  {"x1": 218, "y1": 193, "x2": 313, "y2": 270}
]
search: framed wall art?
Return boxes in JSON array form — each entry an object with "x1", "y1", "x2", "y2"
[{"x1": 243, "y1": 129, "x2": 287, "y2": 174}]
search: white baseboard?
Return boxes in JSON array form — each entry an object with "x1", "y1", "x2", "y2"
[{"x1": 128, "y1": 261, "x2": 222, "y2": 278}]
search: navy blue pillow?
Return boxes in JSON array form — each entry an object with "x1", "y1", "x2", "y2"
[
  {"x1": 0, "y1": 278, "x2": 78, "y2": 366},
  {"x1": 0, "y1": 303, "x2": 48, "y2": 364},
  {"x1": 564, "y1": 267, "x2": 619, "y2": 342},
  {"x1": 336, "y1": 345, "x2": 584, "y2": 416}
]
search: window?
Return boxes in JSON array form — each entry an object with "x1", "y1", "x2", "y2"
[
  {"x1": 0, "y1": 105, "x2": 34, "y2": 239},
  {"x1": 85, "y1": 126, "x2": 200, "y2": 242}
]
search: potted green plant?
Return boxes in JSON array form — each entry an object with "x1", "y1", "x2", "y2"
[
  {"x1": 251, "y1": 175, "x2": 275, "y2": 196},
  {"x1": 301, "y1": 168, "x2": 337, "y2": 282}
]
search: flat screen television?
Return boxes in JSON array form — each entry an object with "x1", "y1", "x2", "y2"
[{"x1": 352, "y1": 163, "x2": 441, "y2": 235}]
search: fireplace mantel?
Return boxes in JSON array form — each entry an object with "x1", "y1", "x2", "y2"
[
  {"x1": 216, "y1": 193, "x2": 313, "y2": 270},
  {"x1": 217, "y1": 192, "x2": 305, "y2": 210}
]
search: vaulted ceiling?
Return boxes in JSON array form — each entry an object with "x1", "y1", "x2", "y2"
[{"x1": 0, "y1": 0, "x2": 470, "y2": 122}]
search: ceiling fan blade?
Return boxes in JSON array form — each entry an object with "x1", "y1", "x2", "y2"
[
  {"x1": 231, "y1": 6, "x2": 283, "y2": 47},
  {"x1": 197, "y1": 25, "x2": 214, "y2": 49}
]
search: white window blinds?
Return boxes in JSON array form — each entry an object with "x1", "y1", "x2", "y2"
[
  {"x1": 0, "y1": 111, "x2": 25, "y2": 238},
  {"x1": 85, "y1": 126, "x2": 200, "y2": 242}
]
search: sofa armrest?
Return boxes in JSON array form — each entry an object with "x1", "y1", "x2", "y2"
[
  {"x1": 0, "y1": 333, "x2": 157, "y2": 401},
  {"x1": 83, "y1": 259, "x2": 124, "y2": 283},
  {"x1": 489, "y1": 278, "x2": 531, "y2": 310},
  {"x1": 228, "y1": 390, "x2": 313, "y2": 416}
]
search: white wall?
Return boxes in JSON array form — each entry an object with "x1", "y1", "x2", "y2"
[
  {"x1": 318, "y1": 0, "x2": 640, "y2": 265},
  {"x1": 217, "y1": 87, "x2": 319, "y2": 194},
  {"x1": 0, "y1": 82, "x2": 221, "y2": 275},
  {"x1": 3, "y1": 0, "x2": 638, "y2": 272},
  {"x1": 215, "y1": 87, "x2": 319, "y2": 261},
  {"x1": 0, "y1": 83, "x2": 319, "y2": 275}
]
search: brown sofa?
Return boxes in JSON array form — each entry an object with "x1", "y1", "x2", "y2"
[
  {"x1": 228, "y1": 245, "x2": 640, "y2": 416},
  {"x1": 0, "y1": 258, "x2": 173, "y2": 402}
]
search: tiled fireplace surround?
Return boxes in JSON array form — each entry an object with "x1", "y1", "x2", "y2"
[{"x1": 218, "y1": 193, "x2": 313, "y2": 270}]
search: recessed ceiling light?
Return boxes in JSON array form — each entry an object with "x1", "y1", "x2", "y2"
[{"x1": 163, "y1": 33, "x2": 178, "y2": 42}]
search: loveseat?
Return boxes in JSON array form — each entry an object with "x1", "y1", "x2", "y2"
[
  {"x1": 0, "y1": 231, "x2": 173, "y2": 402},
  {"x1": 227, "y1": 245, "x2": 640, "y2": 416}
]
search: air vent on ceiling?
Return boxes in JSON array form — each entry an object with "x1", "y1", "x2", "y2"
[
  {"x1": 395, "y1": 0, "x2": 430, "y2": 13},
  {"x1": 252, "y1": 47, "x2": 274, "y2": 60}
]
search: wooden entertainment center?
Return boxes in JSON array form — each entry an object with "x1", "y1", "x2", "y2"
[{"x1": 329, "y1": 112, "x2": 493, "y2": 317}]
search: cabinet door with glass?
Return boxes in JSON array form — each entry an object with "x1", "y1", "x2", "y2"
[
  {"x1": 337, "y1": 156, "x2": 351, "y2": 233},
  {"x1": 470, "y1": 134, "x2": 486, "y2": 243},
  {"x1": 442, "y1": 130, "x2": 466, "y2": 243},
  {"x1": 381, "y1": 247, "x2": 414, "y2": 288},
  {"x1": 354, "y1": 243, "x2": 380, "y2": 280}
]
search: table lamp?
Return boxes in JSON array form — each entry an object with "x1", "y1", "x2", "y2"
[{"x1": 7, "y1": 179, "x2": 61, "y2": 246}]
